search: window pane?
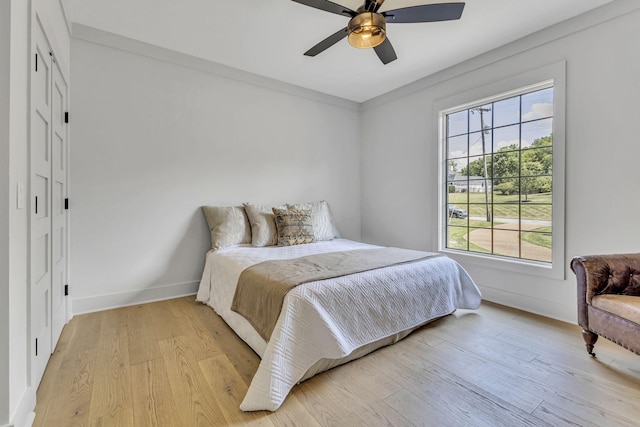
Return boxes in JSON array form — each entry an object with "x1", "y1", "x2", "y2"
[
  {"x1": 521, "y1": 181, "x2": 550, "y2": 202},
  {"x1": 466, "y1": 155, "x2": 487, "y2": 179},
  {"x1": 493, "y1": 125, "x2": 520, "y2": 152},
  {"x1": 522, "y1": 118, "x2": 552, "y2": 147},
  {"x1": 468, "y1": 203, "x2": 492, "y2": 221},
  {"x1": 522, "y1": 88, "x2": 553, "y2": 122},
  {"x1": 493, "y1": 203, "x2": 519, "y2": 221},
  {"x1": 492, "y1": 151, "x2": 519, "y2": 179},
  {"x1": 521, "y1": 147, "x2": 552, "y2": 176},
  {"x1": 447, "y1": 212, "x2": 468, "y2": 228},
  {"x1": 521, "y1": 203, "x2": 552, "y2": 222},
  {"x1": 448, "y1": 189, "x2": 468, "y2": 205},
  {"x1": 447, "y1": 110, "x2": 468, "y2": 137},
  {"x1": 521, "y1": 231, "x2": 552, "y2": 262},
  {"x1": 465, "y1": 226, "x2": 492, "y2": 254},
  {"x1": 493, "y1": 96, "x2": 520, "y2": 127},
  {"x1": 492, "y1": 229, "x2": 521, "y2": 258},
  {"x1": 469, "y1": 104, "x2": 492, "y2": 133},
  {"x1": 447, "y1": 226, "x2": 468, "y2": 250},
  {"x1": 469, "y1": 131, "x2": 492, "y2": 156},
  {"x1": 449, "y1": 158, "x2": 468, "y2": 175},
  {"x1": 468, "y1": 179, "x2": 491, "y2": 197},
  {"x1": 448, "y1": 134, "x2": 468, "y2": 158},
  {"x1": 493, "y1": 177, "x2": 521, "y2": 197}
]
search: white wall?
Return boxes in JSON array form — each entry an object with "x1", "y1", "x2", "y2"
[
  {"x1": 361, "y1": 2, "x2": 640, "y2": 323},
  {"x1": 69, "y1": 31, "x2": 362, "y2": 313},
  {"x1": 7, "y1": 0, "x2": 29, "y2": 424},
  {"x1": 0, "y1": 1, "x2": 13, "y2": 425}
]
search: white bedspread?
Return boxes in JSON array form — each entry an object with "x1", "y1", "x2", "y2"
[{"x1": 196, "y1": 239, "x2": 482, "y2": 411}]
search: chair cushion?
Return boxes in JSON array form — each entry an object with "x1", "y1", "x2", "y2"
[{"x1": 591, "y1": 294, "x2": 640, "y2": 325}]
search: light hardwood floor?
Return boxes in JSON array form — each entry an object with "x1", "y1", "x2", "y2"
[{"x1": 33, "y1": 297, "x2": 640, "y2": 426}]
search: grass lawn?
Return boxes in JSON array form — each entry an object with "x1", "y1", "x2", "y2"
[
  {"x1": 448, "y1": 191, "x2": 552, "y2": 221},
  {"x1": 520, "y1": 226, "x2": 552, "y2": 248},
  {"x1": 446, "y1": 219, "x2": 493, "y2": 253},
  {"x1": 448, "y1": 220, "x2": 552, "y2": 254}
]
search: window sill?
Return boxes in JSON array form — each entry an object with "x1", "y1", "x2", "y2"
[{"x1": 442, "y1": 248, "x2": 565, "y2": 280}]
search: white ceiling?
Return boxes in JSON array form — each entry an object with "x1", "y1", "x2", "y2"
[{"x1": 62, "y1": 0, "x2": 613, "y2": 102}]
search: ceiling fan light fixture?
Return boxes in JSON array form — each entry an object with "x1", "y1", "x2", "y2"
[{"x1": 347, "y1": 12, "x2": 386, "y2": 49}]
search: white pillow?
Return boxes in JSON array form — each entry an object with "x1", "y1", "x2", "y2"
[
  {"x1": 201, "y1": 205, "x2": 251, "y2": 250},
  {"x1": 286, "y1": 200, "x2": 339, "y2": 241},
  {"x1": 243, "y1": 203, "x2": 284, "y2": 247}
]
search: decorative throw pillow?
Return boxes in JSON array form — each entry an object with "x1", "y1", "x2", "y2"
[
  {"x1": 272, "y1": 208, "x2": 316, "y2": 246},
  {"x1": 201, "y1": 205, "x2": 251, "y2": 250},
  {"x1": 243, "y1": 203, "x2": 284, "y2": 247},
  {"x1": 286, "y1": 200, "x2": 339, "y2": 241}
]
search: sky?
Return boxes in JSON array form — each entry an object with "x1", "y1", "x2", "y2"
[{"x1": 446, "y1": 87, "x2": 554, "y2": 171}]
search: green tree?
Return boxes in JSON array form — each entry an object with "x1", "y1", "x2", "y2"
[
  {"x1": 461, "y1": 155, "x2": 492, "y2": 177},
  {"x1": 492, "y1": 145, "x2": 519, "y2": 184},
  {"x1": 456, "y1": 135, "x2": 552, "y2": 198}
]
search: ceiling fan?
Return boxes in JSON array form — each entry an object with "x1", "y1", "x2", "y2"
[{"x1": 292, "y1": 0, "x2": 465, "y2": 64}]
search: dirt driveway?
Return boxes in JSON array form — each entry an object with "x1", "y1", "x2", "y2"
[{"x1": 465, "y1": 222, "x2": 551, "y2": 262}]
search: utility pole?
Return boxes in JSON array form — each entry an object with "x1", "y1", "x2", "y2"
[{"x1": 471, "y1": 107, "x2": 492, "y2": 223}]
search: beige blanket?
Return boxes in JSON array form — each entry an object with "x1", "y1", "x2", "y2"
[{"x1": 231, "y1": 247, "x2": 441, "y2": 341}]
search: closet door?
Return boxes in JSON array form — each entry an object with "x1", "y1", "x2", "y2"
[
  {"x1": 30, "y1": 18, "x2": 53, "y2": 385},
  {"x1": 50, "y1": 56, "x2": 68, "y2": 347},
  {"x1": 30, "y1": 14, "x2": 69, "y2": 386}
]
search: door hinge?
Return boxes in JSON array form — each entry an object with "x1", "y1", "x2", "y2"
[
  {"x1": 64, "y1": 284, "x2": 69, "y2": 296},
  {"x1": 35, "y1": 338, "x2": 38, "y2": 356},
  {"x1": 64, "y1": 112, "x2": 69, "y2": 124},
  {"x1": 64, "y1": 198, "x2": 69, "y2": 210}
]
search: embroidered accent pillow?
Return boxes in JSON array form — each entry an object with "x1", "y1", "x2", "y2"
[
  {"x1": 272, "y1": 208, "x2": 316, "y2": 246},
  {"x1": 201, "y1": 205, "x2": 251, "y2": 250}
]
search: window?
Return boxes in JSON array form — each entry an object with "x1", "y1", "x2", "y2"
[
  {"x1": 437, "y1": 63, "x2": 565, "y2": 278},
  {"x1": 445, "y1": 85, "x2": 553, "y2": 262}
]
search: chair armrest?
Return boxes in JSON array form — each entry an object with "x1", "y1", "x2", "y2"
[
  {"x1": 571, "y1": 253, "x2": 640, "y2": 330},
  {"x1": 570, "y1": 254, "x2": 640, "y2": 304}
]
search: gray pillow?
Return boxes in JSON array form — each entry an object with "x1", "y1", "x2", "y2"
[
  {"x1": 201, "y1": 205, "x2": 251, "y2": 250},
  {"x1": 243, "y1": 203, "x2": 284, "y2": 247}
]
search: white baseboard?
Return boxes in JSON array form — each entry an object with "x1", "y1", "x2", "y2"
[
  {"x1": 10, "y1": 386, "x2": 36, "y2": 427},
  {"x1": 21, "y1": 413, "x2": 34, "y2": 427},
  {"x1": 479, "y1": 284, "x2": 576, "y2": 325},
  {"x1": 71, "y1": 281, "x2": 199, "y2": 315}
]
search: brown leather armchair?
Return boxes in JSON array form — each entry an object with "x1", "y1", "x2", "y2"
[{"x1": 570, "y1": 254, "x2": 640, "y2": 356}]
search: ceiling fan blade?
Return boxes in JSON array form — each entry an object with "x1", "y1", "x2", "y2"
[
  {"x1": 291, "y1": 0, "x2": 356, "y2": 18},
  {"x1": 364, "y1": 0, "x2": 385, "y2": 12},
  {"x1": 372, "y1": 0, "x2": 386, "y2": 13},
  {"x1": 304, "y1": 27, "x2": 349, "y2": 57},
  {"x1": 374, "y1": 38, "x2": 397, "y2": 64},
  {"x1": 383, "y1": 2, "x2": 465, "y2": 23}
]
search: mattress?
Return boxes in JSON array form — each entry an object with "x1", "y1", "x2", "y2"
[{"x1": 196, "y1": 239, "x2": 482, "y2": 411}]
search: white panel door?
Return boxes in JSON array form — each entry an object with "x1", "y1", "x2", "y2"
[
  {"x1": 30, "y1": 18, "x2": 53, "y2": 385},
  {"x1": 50, "y1": 56, "x2": 68, "y2": 349}
]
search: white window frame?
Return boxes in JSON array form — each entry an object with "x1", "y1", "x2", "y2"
[{"x1": 435, "y1": 62, "x2": 566, "y2": 280}]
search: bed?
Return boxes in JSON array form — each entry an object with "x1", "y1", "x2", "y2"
[{"x1": 196, "y1": 229, "x2": 482, "y2": 411}]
